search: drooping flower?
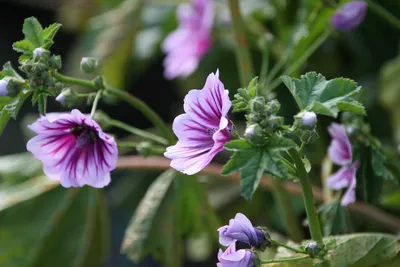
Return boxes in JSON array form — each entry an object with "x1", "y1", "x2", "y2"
[
  {"x1": 162, "y1": 0, "x2": 214, "y2": 79},
  {"x1": 164, "y1": 70, "x2": 231, "y2": 175},
  {"x1": 0, "y1": 79, "x2": 8, "y2": 96},
  {"x1": 326, "y1": 123, "x2": 359, "y2": 206},
  {"x1": 331, "y1": 1, "x2": 368, "y2": 32},
  {"x1": 217, "y1": 243, "x2": 253, "y2": 267},
  {"x1": 26, "y1": 109, "x2": 118, "y2": 188},
  {"x1": 218, "y1": 213, "x2": 266, "y2": 248}
]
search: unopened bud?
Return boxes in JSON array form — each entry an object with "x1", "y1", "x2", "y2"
[
  {"x1": 331, "y1": 1, "x2": 368, "y2": 32},
  {"x1": 94, "y1": 76, "x2": 105, "y2": 89},
  {"x1": 305, "y1": 241, "x2": 322, "y2": 258},
  {"x1": 250, "y1": 96, "x2": 265, "y2": 113},
  {"x1": 56, "y1": 88, "x2": 78, "y2": 107},
  {"x1": 244, "y1": 124, "x2": 264, "y2": 144},
  {"x1": 266, "y1": 99, "x2": 280, "y2": 114},
  {"x1": 299, "y1": 111, "x2": 317, "y2": 127},
  {"x1": 50, "y1": 55, "x2": 62, "y2": 70},
  {"x1": 80, "y1": 57, "x2": 98, "y2": 74},
  {"x1": 0, "y1": 79, "x2": 8, "y2": 96},
  {"x1": 55, "y1": 92, "x2": 65, "y2": 104},
  {"x1": 33, "y1": 47, "x2": 49, "y2": 58}
]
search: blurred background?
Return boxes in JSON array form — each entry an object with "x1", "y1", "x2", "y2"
[{"x1": 0, "y1": 0, "x2": 400, "y2": 267}]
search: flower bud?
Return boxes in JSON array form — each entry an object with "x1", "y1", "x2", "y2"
[
  {"x1": 80, "y1": 57, "x2": 98, "y2": 74},
  {"x1": 250, "y1": 96, "x2": 265, "y2": 113},
  {"x1": 296, "y1": 111, "x2": 317, "y2": 128},
  {"x1": 55, "y1": 92, "x2": 66, "y2": 104},
  {"x1": 50, "y1": 55, "x2": 62, "y2": 70},
  {"x1": 33, "y1": 47, "x2": 49, "y2": 58},
  {"x1": 331, "y1": 1, "x2": 368, "y2": 32},
  {"x1": 266, "y1": 99, "x2": 280, "y2": 114},
  {"x1": 0, "y1": 79, "x2": 9, "y2": 96},
  {"x1": 94, "y1": 76, "x2": 105, "y2": 90},
  {"x1": 56, "y1": 88, "x2": 78, "y2": 107},
  {"x1": 305, "y1": 241, "x2": 322, "y2": 258},
  {"x1": 297, "y1": 129, "x2": 319, "y2": 144},
  {"x1": 244, "y1": 124, "x2": 264, "y2": 144}
]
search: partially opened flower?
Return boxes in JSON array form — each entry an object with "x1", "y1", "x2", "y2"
[
  {"x1": 164, "y1": 70, "x2": 231, "y2": 175},
  {"x1": 27, "y1": 109, "x2": 118, "y2": 188},
  {"x1": 218, "y1": 213, "x2": 265, "y2": 247},
  {"x1": 331, "y1": 1, "x2": 368, "y2": 32},
  {"x1": 326, "y1": 123, "x2": 359, "y2": 206},
  {"x1": 217, "y1": 243, "x2": 253, "y2": 267},
  {"x1": 162, "y1": 0, "x2": 214, "y2": 79}
]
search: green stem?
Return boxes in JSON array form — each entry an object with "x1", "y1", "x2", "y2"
[
  {"x1": 261, "y1": 255, "x2": 309, "y2": 264},
  {"x1": 228, "y1": 0, "x2": 255, "y2": 86},
  {"x1": 109, "y1": 119, "x2": 168, "y2": 145},
  {"x1": 258, "y1": 38, "x2": 270, "y2": 92},
  {"x1": 270, "y1": 180, "x2": 304, "y2": 242},
  {"x1": 268, "y1": 29, "x2": 331, "y2": 92},
  {"x1": 118, "y1": 141, "x2": 166, "y2": 155},
  {"x1": 365, "y1": 0, "x2": 400, "y2": 31},
  {"x1": 271, "y1": 239, "x2": 306, "y2": 255},
  {"x1": 53, "y1": 72, "x2": 175, "y2": 144},
  {"x1": 90, "y1": 90, "x2": 102, "y2": 118},
  {"x1": 288, "y1": 148, "x2": 323, "y2": 243}
]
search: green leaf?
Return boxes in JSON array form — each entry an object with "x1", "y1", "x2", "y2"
[
  {"x1": 43, "y1": 23, "x2": 62, "y2": 42},
  {"x1": 0, "y1": 62, "x2": 24, "y2": 80},
  {"x1": 318, "y1": 199, "x2": 349, "y2": 237},
  {"x1": 23, "y1": 17, "x2": 44, "y2": 48},
  {"x1": 121, "y1": 169, "x2": 176, "y2": 263},
  {"x1": 224, "y1": 139, "x2": 253, "y2": 150},
  {"x1": 0, "y1": 89, "x2": 31, "y2": 136},
  {"x1": 240, "y1": 148, "x2": 268, "y2": 200},
  {"x1": 371, "y1": 148, "x2": 394, "y2": 180},
  {"x1": 327, "y1": 233, "x2": 400, "y2": 266},
  {"x1": 266, "y1": 136, "x2": 297, "y2": 150},
  {"x1": 12, "y1": 40, "x2": 35, "y2": 54},
  {"x1": 281, "y1": 72, "x2": 365, "y2": 117},
  {"x1": 221, "y1": 149, "x2": 256, "y2": 175}
]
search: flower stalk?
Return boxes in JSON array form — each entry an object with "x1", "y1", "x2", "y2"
[
  {"x1": 271, "y1": 239, "x2": 307, "y2": 255},
  {"x1": 261, "y1": 255, "x2": 310, "y2": 264},
  {"x1": 364, "y1": 0, "x2": 400, "y2": 31}
]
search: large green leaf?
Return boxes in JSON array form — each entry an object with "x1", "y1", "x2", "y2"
[
  {"x1": 327, "y1": 233, "x2": 400, "y2": 266},
  {"x1": 281, "y1": 72, "x2": 365, "y2": 117},
  {"x1": 22, "y1": 17, "x2": 44, "y2": 48},
  {"x1": 0, "y1": 89, "x2": 31, "y2": 136},
  {"x1": 0, "y1": 184, "x2": 109, "y2": 267}
]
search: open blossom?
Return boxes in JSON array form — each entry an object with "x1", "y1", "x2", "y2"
[
  {"x1": 218, "y1": 213, "x2": 265, "y2": 248},
  {"x1": 217, "y1": 243, "x2": 253, "y2": 267},
  {"x1": 162, "y1": 0, "x2": 214, "y2": 79},
  {"x1": 27, "y1": 109, "x2": 118, "y2": 188},
  {"x1": 331, "y1": 1, "x2": 368, "y2": 32},
  {"x1": 326, "y1": 123, "x2": 359, "y2": 206},
  {"x1": 164, "y1": 70, "x2": 231, "y2": 175}
]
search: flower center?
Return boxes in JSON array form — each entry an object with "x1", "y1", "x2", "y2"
[
  {"x1": 206, "y1": 127, "x2": 218, "y2": 136},
  {"x1": 71, "y1": 125, "x2": 97, "y2": 148}
]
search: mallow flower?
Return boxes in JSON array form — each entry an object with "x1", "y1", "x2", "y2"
[
  {"x1": 331, "y1": 1, "x2": 368, "y2": 32},
  {"x1": 326, "y1": 123, "x2": 359, "y2": 206},
  {"x1": 164, "y1": 70, "x2": 231, "y2": 175},
  {"x1": 27, "y1": 109, "x2": 118, "y2": 188},
  {"x1": 218, "y1": 213, "x2": 266, "y2": 248},
  {"x1": 217, "y1": 243, "x2": 253, "y2": 267},
  {"x1": 162, "y1": 0, "x2": 214, "y2": 79}
]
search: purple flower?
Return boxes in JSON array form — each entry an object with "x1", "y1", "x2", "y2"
[
  {"x1": 218, "y1": 213, "x2": 265, "y2": 247},
  {"x1": 331, "y1": 1, "x2": 368, "y2": 32},
  {"x1": 0, "y1": 79, "x2": 8, "y2": 96},
  {"x1": 164, "y1": 70, "x2": 231, "y2": 175},
  {"x1": 26, "y1": 109, "x2": 118, "y2": 188},
  {"x1": 299, "y1": 111, "x2": 317, "y2": 127},
  {"x1": 326, "y1": 123, "x2": 359, "y2": 206},
  {"x1": 217, "y1": 243, "x2": 253, "y2": 267},
  {"x1": 162, "y1": 0, "x2": 214, "y2": 79}
]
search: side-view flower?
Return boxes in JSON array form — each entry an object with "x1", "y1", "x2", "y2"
[
  {"x1": 217, "y1": 243, "x2": 253, "y2": 267},
  {"x1": 164, "y1": 70, "x2": 232, "y2": 175},
  {"x1": 27, "y1": 109, "x2": 118, "y2": 188}
]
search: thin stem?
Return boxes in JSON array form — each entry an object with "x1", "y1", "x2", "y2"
[
  {"x1": 52, "y1": 72, "x2": 175, "y2": 144},
  {"x1": 258, "y1": 39, "x2": 270, "y2": 92},
  {"x1": 268, "y1": 29, "x2": 331, "y2": 92},
  {"x1": 271, "y1": 239, "x2": 306, "y2": 255},
  {"x1": 261, "y1": 255, "x2": 309, "y2": 264},
  {"x1": 270, "y1": 180, "x2": 303, "y2": 242},
  {"x1": 106, "y1": 87, "x2": 175, "y2": 144},
  {"x1": 288, "y1": 148, "x2": 323, "y2": 243},
  {"x1": 228, "y1": 0, "x2": 255, "y2": 86},
  {"x1": 118, "y1": 141, "x2": 166, "y2": 155},
  {"x1": 263, "y1": 53, "x2": 289, "y2": 92},
  {"x1": 109, "y1": 119, "x2": 168, "y2": 145},
  {"x1": 365, "y1": 0, "x2": 400, "y2": 31},
  {"x1": 90, "y1": 90, "x2": 102, "y2": 118}
]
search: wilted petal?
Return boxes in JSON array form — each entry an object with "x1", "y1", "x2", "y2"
[{"x1": 328, "y1": 123, "x2": 353, "y2": 166}]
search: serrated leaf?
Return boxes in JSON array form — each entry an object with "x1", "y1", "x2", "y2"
[
  {"x1": 0, "y1": 62, "x2": 24, "y2": 80},
  {"x1": 281, "y1": 72, "x2": 364, "y2": 117},
  {"x1": 0, "y1": 89, "x2": 31, "y2": 136},
  {"x1": 327, "y1": 233, "x2": 400, "y2": 266},
  {"x1": 43, "y1": 23, "x2": 61, "y2": 42},
  {"x1": 121, "y1": 169, "x2": 175, "y2": 262},
  {"x1": 221, "y1": 149, "x2": 257, "y2": 175},
  {"x1": 23, "y1": 17, "x2": 44, "y2": 47},
  {"x1": 266, "y1": 136, "x2": 297, "y2": 150},
  {"x1": 224, "y1": 139, "x2": 253, "y2": 151},
  {"x1": 240, "y1": 148, "x2": 268, "y2": 200},
  {"x1": 12, "y1": 40, "x2": 35, "y2": 54}
]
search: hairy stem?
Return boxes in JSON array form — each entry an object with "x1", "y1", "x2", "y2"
[{"x1": 228, "y1": 0, "x2": 255, "y2": 85}]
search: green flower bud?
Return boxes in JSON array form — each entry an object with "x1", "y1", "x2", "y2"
[
  {"x1": 294, "y1": 111, "x2": 317, "y2": 129},
  {"x1": 247, "y1": 113, "x2": 261, "y2": 124},
  {"x1": 33, "y1": 47, "x2": 50, "y2": 59},
  {"x1": 80, "y1": 57, "x2": 98, "y2": 74},
  {"x1": 256, "y1": 227, "x2": 272, "y2": 251},
  {"x1": 244, "y1": 124, "x2": 264, "y2": 145},
  {"x1": 56, "y1": 88, "x2": 78, "y2": 107},
  {"x1": 49, "y1": 55, "x2": 62, "y2": 70},
  {"x1": 250, "y1": 96, "x2": 265, "y2": 113},
  {"x1": 305, "y1": 241, "x2": 322, "y2": 258},
  {"x1": 94, "y1": 76, "x2": 105, "y2": 90},
  {"x1": 266, "y1": 99, "x2": 280, "y2": 114}
]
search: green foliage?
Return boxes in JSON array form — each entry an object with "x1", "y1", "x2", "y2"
[
  {"x1": 232, "y1": 77, "x2": 259, "y2": 112},
  {"x1": 318, "y1": 199, "x2": 349, "y2": 237},
  {"x1": 327, "y1": 233, "x2": 400, "y2": 266},
  {"x1": 0, "y1": 62, "x2": 24, "y2": 80},
  {"x1": 42, "y1": 23, "x2": 62, "y2": 49},
  {"x1": 121, "y1": 170, "x2": 219, "y2": 267},
  {"x1": 0, "y1": 89, "x2": 31, "y2": 135},
  {"x1": 22, "y1": 17, "x2": 44, "y2": 48},
  {"x1": 281, "y1": 72, "x2": 365, "y2": 117},
  {"x1": 222, "y1": 137, "x2": 297, "y2": 200},
  {"x1": 0, "y1": 182, "x2": 109, "y2": 267}
]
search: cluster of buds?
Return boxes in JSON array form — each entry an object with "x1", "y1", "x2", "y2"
[{"x1": 293, "y1": 111, "x2": 318, "y2": 144}]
